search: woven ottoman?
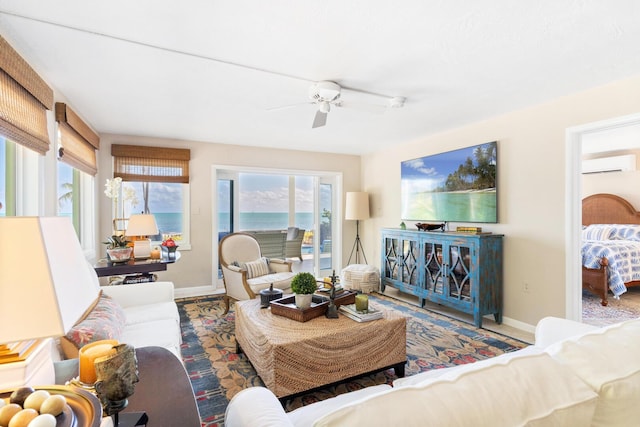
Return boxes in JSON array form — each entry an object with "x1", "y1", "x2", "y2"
[{"x1": 341, "y1": 264, "x2": 380, "y2": 293}]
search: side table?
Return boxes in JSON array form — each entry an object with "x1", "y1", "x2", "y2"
[
  {"x1": 93, "y1": 252, "x2": 180, "y2": 278},
  {"x1": 114, "y1": 346, "x2": 200, "y2": 426}
]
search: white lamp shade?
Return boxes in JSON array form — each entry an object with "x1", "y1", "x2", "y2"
[
  {"x1": 0, "y1": 217, "x2": 100, "y2": 344},
  {"x1": 345, "y1": 192, "x2": 370, "y2": 220},
  {"x1": 125, "y1": 214, "x2": 159, "y2": 236}
]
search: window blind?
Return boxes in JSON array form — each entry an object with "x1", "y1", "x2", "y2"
[
  {"x1": 111, "y1": 144, "x2": 190, "y2": 183},
  {"x1": 0, "y1": 36, "x2": 53, "y2": 155},
  {"x1": 55, "y1": 103, "x2": 100, "y2": 176}
]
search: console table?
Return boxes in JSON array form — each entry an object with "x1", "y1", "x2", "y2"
[
  {"x1": 93, "y1": 252, "x2": 180, "y2": 277},
  {"x1": 380, "y1": 228, "x2": 503, "y2": 328}
]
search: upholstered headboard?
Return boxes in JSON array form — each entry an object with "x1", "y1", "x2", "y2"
[{"x1": 582, "y1": 193, "x2": 640, "y2": 226}]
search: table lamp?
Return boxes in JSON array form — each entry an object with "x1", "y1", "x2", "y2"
[
  {"x1": 0, "y1": 217, "x2": 100, "y2": 386},
  {"x1": 345, "y1": 191, "x2": 370, "y2": 264},
  {"x1": 125, "y1": 214, "x2": 159, "y2": 259}
]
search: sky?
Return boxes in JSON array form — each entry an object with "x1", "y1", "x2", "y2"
[{"x1": 238, "y1": 173, "x2": 313, "y2": 212}]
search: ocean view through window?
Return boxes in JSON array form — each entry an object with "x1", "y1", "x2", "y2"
[
  {"x1": 219, "y1": 212, "x2": 314, "y2": 231},
  {"x1": 125, "y1": 181, "x2": 187, "y2": 243}
]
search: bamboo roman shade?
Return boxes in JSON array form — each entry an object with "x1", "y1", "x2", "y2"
[
  {"x1": 0, "y1": 36, "x2": 54, "y2": 155},
  {"x1": 55, "y1": 103, "x2": 100, "y2": 176},
  {"x1": 112, "y1": 144, "x2": 190, "y2": 183}
]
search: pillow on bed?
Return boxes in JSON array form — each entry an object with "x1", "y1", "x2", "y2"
[
  {"x1": 582, "y1": 224, "x2": 614, "y2": 241},
  {"x1": 607, "y1": 224, "x2": 640, "y2": 242}
]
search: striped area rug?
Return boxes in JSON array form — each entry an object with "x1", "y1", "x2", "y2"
[{"x1": 177, "y1": 293, "x2": 526, "y2": 427}]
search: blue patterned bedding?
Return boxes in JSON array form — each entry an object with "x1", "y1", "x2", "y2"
[{"x1": 582, "y1": 224, "x2": 640, "y2": 297}]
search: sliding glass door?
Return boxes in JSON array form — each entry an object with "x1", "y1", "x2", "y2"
[{"x1": 213, "y1": 167, "x2": 341, "y2": 286}]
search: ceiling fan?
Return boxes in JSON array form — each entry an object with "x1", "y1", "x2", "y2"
[{"x1": 270, "y1": 81, "x2": 406, "y2": 128}]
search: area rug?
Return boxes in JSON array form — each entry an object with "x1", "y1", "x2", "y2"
[
  {"x1": 177, "y1": 293, "x2": 527, "y2": 427},
  {"x1": 582, "y1": 289, "x2": 640, "y2": 327}
]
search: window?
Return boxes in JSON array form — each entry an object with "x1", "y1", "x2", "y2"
[
  {"x1": 123, "y1": 181, "x2": 188, "y2": 244},
  {"x1": 213, "y1": 167, "x2": 341, "y2": 281},
  {"x1": 0, "y1": 136, "x2": 9, "y2": 216},
  {"x1": 0, "y1": 135, "x2": 40, "y2": 217},
  {"x1": 111, "y1": 144, "x2": 191, "y2": 248}
]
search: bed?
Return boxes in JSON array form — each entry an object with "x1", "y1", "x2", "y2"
[{"x1": 582, "y1": 193, "x2": 640, "y2": 306}]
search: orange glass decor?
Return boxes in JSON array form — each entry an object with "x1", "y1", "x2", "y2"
[{"x1": 78, "y1": 339, "x2": 119, "y2": 385}]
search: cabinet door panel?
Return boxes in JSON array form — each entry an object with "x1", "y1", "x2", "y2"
[
  {"x1": 401, "y1": 239, "x2": 419, "y2": 286},
  {"x1": 423, "y1": 241, "x2": 445, "y2": 295},
  {"x1": 382, "y1": 236, "x2": 400, "y2": 281},
  {"x1": 447, "y1": 244, "x2": 473, "y2": 301}
]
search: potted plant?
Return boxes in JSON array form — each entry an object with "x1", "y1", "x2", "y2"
[
  {"x1": 103, "y1": 235, "x2": 132, "y2": 263},
  {"x1": 291, "y1": 272, "x2": 318, "y2": 309}
]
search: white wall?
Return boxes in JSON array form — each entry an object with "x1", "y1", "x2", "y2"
[{"x1": 361, "y1": 74, "x2": 640, "y2": 328}]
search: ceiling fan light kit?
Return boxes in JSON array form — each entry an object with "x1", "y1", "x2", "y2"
[{"x1": 270, "y1": 80, "x2": 405, "y2": 128}]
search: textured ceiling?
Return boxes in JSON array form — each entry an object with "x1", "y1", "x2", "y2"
[{"x1": 1, "y1": 1, "x2": 640, "y2": 155}]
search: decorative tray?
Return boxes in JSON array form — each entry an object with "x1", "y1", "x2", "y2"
[
  {"x1": 0, "y1": 385, "x2": 102, "y2": 427},
  {"x1": 270, "y1": 291, "x2": 356, "y2": 322}
]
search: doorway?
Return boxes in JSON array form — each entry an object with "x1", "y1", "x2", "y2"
[
  {"x1": 212, "y1": 165, "x2": 342, "y2": 288},
  {"x1": 566, "y1": 112, "x2": 640, "y2": 321}
]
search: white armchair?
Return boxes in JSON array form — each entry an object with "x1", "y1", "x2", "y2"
[{"x1": 219, "y1": 232, "x2": 295, "y2": 314}]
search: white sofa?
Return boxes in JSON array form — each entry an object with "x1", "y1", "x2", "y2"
[
  {"x1": 52, "y1": 262, "x2": 181, "y2": 383},
  {"x1": 225, "y1": 316, "x2": 640, "y2": 427}
]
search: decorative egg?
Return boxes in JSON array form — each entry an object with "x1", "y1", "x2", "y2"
[
  {"x1": 0, "y1": 403, "x2": 22, "y2": 426},
  {"x1": 27, "y1": 414, "x2": 56, "y2": 427},
  {"x1": 9, "y1": 387, "x2": 34, "y2": 407},
  {"x1": 38, "y1": 395, "x2": 66, "y2": 417},
  {"x1": 7, "y1": 408, "x2": 38, "y2": 427},
  {"x1": 23, "y1": 391, "x2": 50, "y2": 412}
]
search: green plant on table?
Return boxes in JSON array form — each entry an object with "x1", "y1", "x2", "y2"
[
  {"x1": 103, "y1": 235, "x2": 129, "y2": 249},
  {"x1": 290, "y1": 272, "x2": 318, "y2": 294}
]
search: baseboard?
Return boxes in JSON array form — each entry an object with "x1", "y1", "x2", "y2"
[{"x1": 174, "y1": 285, "x2": 224, "y2": 299}]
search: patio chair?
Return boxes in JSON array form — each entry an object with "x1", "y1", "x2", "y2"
[
  {"x1": 285, "y1": 227, "x2": 305, "y2": 261},
  {"x1": 219, "y1": 232, "x2": 295, "y2": 314}
]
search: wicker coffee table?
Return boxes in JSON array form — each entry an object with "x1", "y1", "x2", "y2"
[{"x1": 235, "y1": 297, "x2": 407, "y2": 398}]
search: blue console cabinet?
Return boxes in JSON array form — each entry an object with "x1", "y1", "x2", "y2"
[{"x1": 380, "y1": 228, "x2": 503, "y2": 328}]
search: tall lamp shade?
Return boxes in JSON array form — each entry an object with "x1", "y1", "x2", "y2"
[
  {"x1": 345, "y1": 192, "x2": 369, "y2": 264},
  {"x1": 0, "y1": 217, "x2": 99, "y2": 344},
  {"x1": 345, "y1": 192, "x2": 370, "y2": 221}
]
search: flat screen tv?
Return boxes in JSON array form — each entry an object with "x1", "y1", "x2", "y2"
[{"x1": 401, "y1": 141, "x2": 497, "y2": 223}]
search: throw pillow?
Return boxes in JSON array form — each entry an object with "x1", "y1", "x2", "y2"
[
  {"x1": 243, "y1": 257, "x2": 270, "y2": 279},
  {"x1": 60, "y1": 293, "x2": 127, "y2": 359}
]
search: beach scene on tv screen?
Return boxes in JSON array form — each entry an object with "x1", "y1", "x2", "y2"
[{"x1": 401, "y1": 141, "x2": 497, "y2": 223}]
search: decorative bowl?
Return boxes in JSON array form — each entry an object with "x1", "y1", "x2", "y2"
[{"x1": 107, "y1": 247, "x2": 133, "y2": 263}]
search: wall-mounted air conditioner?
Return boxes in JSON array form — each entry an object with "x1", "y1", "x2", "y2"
[{"x1": 582, "y1": 154, "x2": 637, "y2": 174}]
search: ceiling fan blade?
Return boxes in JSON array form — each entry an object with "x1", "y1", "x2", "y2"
[
  {"x1": 338, "y1": 100, "x2": 387, "y2": 114},
  {"x1": 312, "y1": 110, "x2": 327, "y2": 128}
]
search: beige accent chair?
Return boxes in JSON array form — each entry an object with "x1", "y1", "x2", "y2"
[
  {"x1": 285, "y1": 227, "x2": 305, "y2": 261},
  {"x1": 219, "y1": 232, "x2": 295, "y2": 314}
]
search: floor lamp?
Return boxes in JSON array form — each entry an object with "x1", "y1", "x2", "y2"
[{"x1": 345, "y1": 192, "x2": 370, "y2": 265}]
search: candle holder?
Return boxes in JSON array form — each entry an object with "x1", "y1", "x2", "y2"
[
  {"x1": 78, "y1": 339, "x2": 120, "y2": 386},
  {"x1": 317, "y1": 270, "x2": 340, "y2": 319}
]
